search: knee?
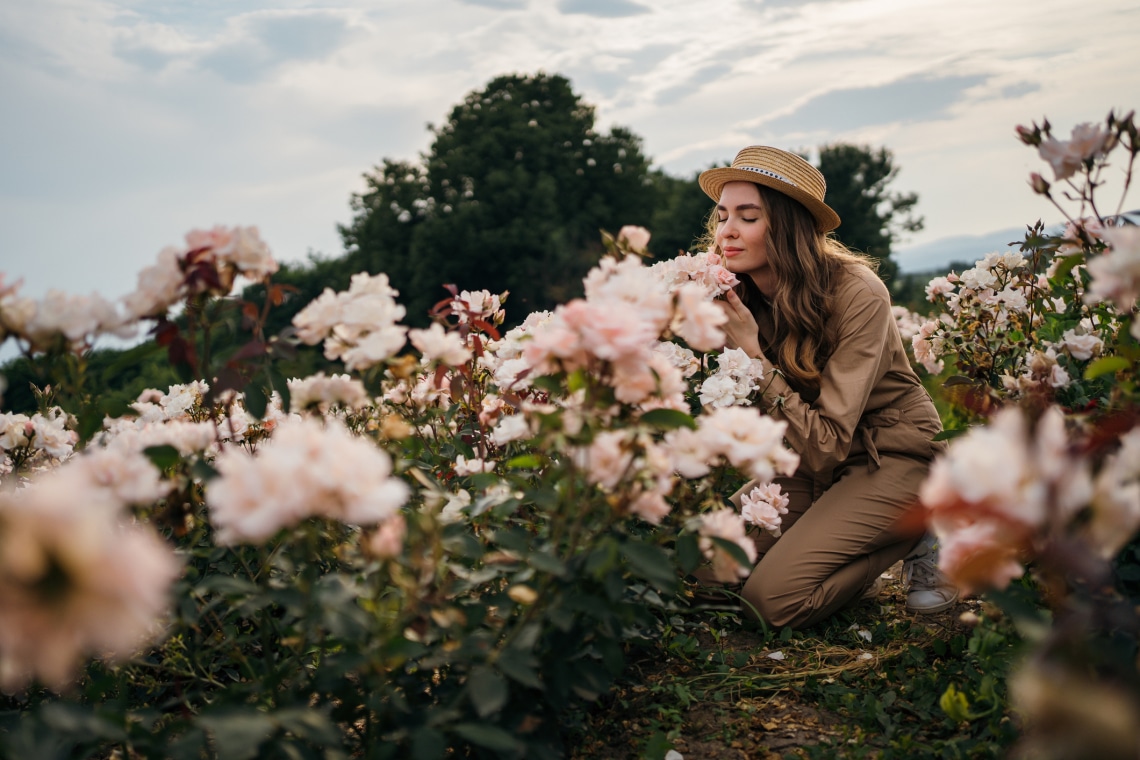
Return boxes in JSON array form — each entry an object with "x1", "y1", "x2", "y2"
[{"x1": 740, "y1": 575, "x2": 811, "y2": 630}]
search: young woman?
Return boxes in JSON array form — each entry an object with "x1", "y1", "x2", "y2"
[{"x1": 699, "y1": 146, "x2": 955, "y2": 629}]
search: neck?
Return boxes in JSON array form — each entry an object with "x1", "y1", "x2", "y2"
[{"x1": 749, "y1": 270, "x2": 777, "y2": 298}]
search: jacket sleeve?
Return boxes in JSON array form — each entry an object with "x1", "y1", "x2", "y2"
[{"x1": 756, "y1": 275, "x2": 894, "y2": 474}]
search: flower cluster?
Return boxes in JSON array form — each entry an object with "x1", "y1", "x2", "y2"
[
  {"x1": 920, "y1": 406, "x2": 1140, "y2": 593},
  {"x1": 1086, "y1": 225, "x2": 1140, "y2": 339},
  {"x1": 0, "y1": 226, "x2": 278, "y2": 354},
  {"x1": 740, "y1": 482, "x2": 790, "y2": 537},
  {"x1": 292, "y1": 272, "x2": 409, "y2": 371},
  {"x1": 698, "y1": 347, "x2": 765, "y2": 408},
  {"x1": 288, "y1": 372, "x2": 371, "y2": 416},
  {"x1": 571, "y1": 430, "x2": 677, "y2": 525},
  {"x1": 647, "y1": 249, "x2": 739, "y2": 299},
  {"x1": 206, "y1": 417, "x2": 410, "y2": 544},
  {"x1": 911, "y1": 244, "x2": 1125, "y2": 408},
  {"x1": 0, "y1": 283, "x2": 135, "y2": 353},
  {"x1": 0, "y1": 408, "x2": 78, "y2": 481},
  {"x1": 523, "y1": 255, "x2": 692, "y2": 407},
  {"x1": 664, "y1": 406, "x2": 800, "y2": 484}
]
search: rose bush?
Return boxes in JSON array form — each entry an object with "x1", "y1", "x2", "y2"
[
  {"x1": 0, "y1": 228, "x2": 799, "y2": 758},
  {"x1": 908, "y1": 109, "x2": 1140, "y2": 759}
]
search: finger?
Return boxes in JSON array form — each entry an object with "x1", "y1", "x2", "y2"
[{"x1": 724, "y1": 289, "x2": 750, "y2": 318}]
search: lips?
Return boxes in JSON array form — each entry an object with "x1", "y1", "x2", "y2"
[{"x1": 722, "y1": 246, "x2": 744, "y2": 258}]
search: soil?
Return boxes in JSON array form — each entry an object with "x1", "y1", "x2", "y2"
[{"x1": 566, "y1": 561, "x2": 981, "y2": 759}]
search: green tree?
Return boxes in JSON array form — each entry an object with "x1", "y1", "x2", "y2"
[
  {"x1": 341, "y1": 73, "x2": 658, "y2": 325},
  {"x1": 818, "y1": 144, "x2": 923, "y2": 283},
  {"x1": 647, "y1": 169, "x2": 714, "y2": 259}
]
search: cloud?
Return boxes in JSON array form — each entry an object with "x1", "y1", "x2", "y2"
[
  {"x1": 654, "y1": 63, "x2": 732, "y2": 106},
  {"x1": 557, "y1": 0, "x2": 649, "y2": 18},
  {"x1": 762, "y1": 73, "x2": 989, "y2": 133},
  {"x1": 999, "y1": 81, "x2": 1040, "y2": 99},
  {"x1": 455, "y1": 0, "x2": 528, "y2": 8},
  {"x1": 199, "y1": 11, "x2": 353, "y2": 84}
]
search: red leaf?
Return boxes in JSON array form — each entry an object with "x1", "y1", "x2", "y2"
[
  {"x1": 230, "y1": 340, "x2": 268, "y2": 363},
  {"x1": 472, "y1": 318, "x2": 501, "y2": 341},
  {"x1": 154, "y1": 320, "x2": 179, "y2": 347},
  {"x1": 168, "y1": 336, "x2": 198, "y2": 371}
]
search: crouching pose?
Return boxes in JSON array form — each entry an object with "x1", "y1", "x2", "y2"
[{"x1": 698, "y1": 146, "x2": 956, "y2": 629}]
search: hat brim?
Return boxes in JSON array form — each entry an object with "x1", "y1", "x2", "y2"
[{"x1": 699, "y1": 167, "x2": 841, "y2": 233}]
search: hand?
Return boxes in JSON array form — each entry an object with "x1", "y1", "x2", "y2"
[{"x1": 717, "y1": 289, "x2": 764, "y2": 359}]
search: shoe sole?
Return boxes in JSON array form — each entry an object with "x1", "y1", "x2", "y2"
[{"x1": 906, "y1": 595, "x2": 958, "y2": 615}]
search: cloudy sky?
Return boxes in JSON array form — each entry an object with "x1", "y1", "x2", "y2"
[{"x1": 3, "y1": 0, "x2": 1138, "y2": 302}]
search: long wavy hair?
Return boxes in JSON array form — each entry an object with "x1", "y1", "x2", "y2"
[{"x1": 702, "y1": 182, "x2": 876, "y2": 391}]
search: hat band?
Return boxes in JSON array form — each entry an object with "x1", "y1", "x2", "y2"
[{"x1": 736, "y1": 165, "x2": 797, "y2": 188}]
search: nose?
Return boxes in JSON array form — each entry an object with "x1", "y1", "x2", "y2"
[{"x1": 718, "y1": 217, "x2": 738, "y2": 241}]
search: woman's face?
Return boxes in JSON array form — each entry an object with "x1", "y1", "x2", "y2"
[{"x1": 715, "y1": 181, "x2": 774, "y2": 292}]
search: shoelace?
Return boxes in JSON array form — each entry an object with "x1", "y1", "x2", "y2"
[{"x1": 903, "y1": 555, "x2": 942, "y2": 589}]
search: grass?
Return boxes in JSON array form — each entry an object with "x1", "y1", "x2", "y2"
[{"x1": 566, "y1": 562, "x2": 1023, "y2": 759}]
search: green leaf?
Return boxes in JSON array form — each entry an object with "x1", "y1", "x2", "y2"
[
  {"x1": 75, "y1": 405, "x2": 106, "y2": 444},
  {"x1": 932, "y1": 428, "x2": 969, "y2": 442},
  {"x1": 191, "y1": 458, "x2": 221, "y2": 482},
  {"x1": 567, "y1": 368, "x2": 589, "y2": 393},
  {"x1": 244, "y1": 380, "x2": 269, "y2": 420},
  {"x1": 939, "y1": 684, "x2": 972, "y2": 722},
  {"x1": 528, "y1": 375, "x2": 563, "y2": 394},
  {"x1": 1085, "y1": 355, "x2": 1131, "y2": 380},
  {"x1": 710, "y1": 536, "x2": 752, "y2": 568},
  {"x1": 639, "y1": 408, "x2": 698, "y2": 430},
  {"x1": 450, "y1": 723, "x2": 523, "y2": 753},
  {"x1": 642, "y1": 732, "x2": 675, "y2": 760},
  {"x1": 467, "y1": 665, "x2": 509, "y2": 717},
  {"x1": 496, "y1": 649, "x2": 544, "y2": 690},
  {"x1": 676, "y1": 533, "x2": 701, "y2": 574},
  {"x1": 621, "y1": 541, "x2": 677, "y2": 593},
  {"x1": 269, "y1": 366, "x2": 292, "y2": 417},
  {"x1": 40, "y1": 703, "x2": 127, "y2": 742},
  {"x1": 270, "y1": 708, "x2": 339, "y2": 746},
  {"x1": 1048, "y1": 252, "x2": 1084, "y2": 286},
  {"x1": 411, "y1": 727, "x2": 447, "y2": 760},
  {"x1": 528, "y1": 550, "x2": 567, "y2": 577},
  {"x1": 198, "y1": 712, "x2": 276, "y2": 760},
  {"x1": 942, "y1": 375, "x2": 978, "y2": 388},
  {"x1": 506, "y1": 454, "x2": 542, "y2": 468},
  {"x1": 143, "y1": 444, "x2": 182, "y2": 470}
]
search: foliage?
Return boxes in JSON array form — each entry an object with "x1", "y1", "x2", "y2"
[
  {"x1": 818, "y1": 144, "x2": 924, "y2": 284},
  {"x1": 902, "y1": 109, "x2": 1140, "y2": 760},
  {"x1": 0, "y1": 223, "x2": 794, "y2": 758},
  {"x1": 340, "y1": 73, "x2": 658, "y2": 325},
  {"x1": 4, "y1": 95, "x2": 1140, "y2": 760}
]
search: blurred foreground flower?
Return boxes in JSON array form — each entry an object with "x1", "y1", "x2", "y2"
[{"x1": 0, "y1": 472, "x2": 180, "y2": 693}]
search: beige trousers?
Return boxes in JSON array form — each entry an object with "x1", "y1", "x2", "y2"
[{"x1": 737, "y1": 453, "x2": 928, "y2": 630}]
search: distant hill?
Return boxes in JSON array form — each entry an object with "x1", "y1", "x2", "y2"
[{"x1": 894, "y1": 226, "x2": 1029, "y2": 274}]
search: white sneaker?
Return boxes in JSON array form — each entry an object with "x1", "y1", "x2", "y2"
[{"x1": 903, "y1": 534, "x2": 958, "y2": 614}]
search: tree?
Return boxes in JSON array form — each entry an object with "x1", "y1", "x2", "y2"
[
  {"x1": 341, "y1": 73, "x2": 658, "y2": 325},
  {"x1": 647, "y1": 169, "x2": 715, "y2": 259},
  {"x1": 818, "y1": 144, "x2": 924, "y2": 284}
]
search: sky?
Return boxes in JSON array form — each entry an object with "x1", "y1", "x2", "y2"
[{"x1": 2, "y1": 0, "x2": 1139, "y2": 304}]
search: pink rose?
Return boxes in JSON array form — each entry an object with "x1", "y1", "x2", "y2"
[{"x1": 616, "y1": 225, "x2": 651, "y2": 253}]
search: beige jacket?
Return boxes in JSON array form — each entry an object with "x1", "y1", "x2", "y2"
[{"x1": 751, "y1": 263, "x2": 943, "y2": 492}]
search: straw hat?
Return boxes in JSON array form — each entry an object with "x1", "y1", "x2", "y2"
[{"x1": 698, "y1": 146, "x2": 841, "y2": 232}]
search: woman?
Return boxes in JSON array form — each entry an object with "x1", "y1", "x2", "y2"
[{"x1": 698, "y1": 146, "x2": 955, "y2": 629}]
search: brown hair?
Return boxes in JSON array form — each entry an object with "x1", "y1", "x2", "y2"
[{"x1": 702, "y1": 183, "x2": 876, "y2": 390}]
